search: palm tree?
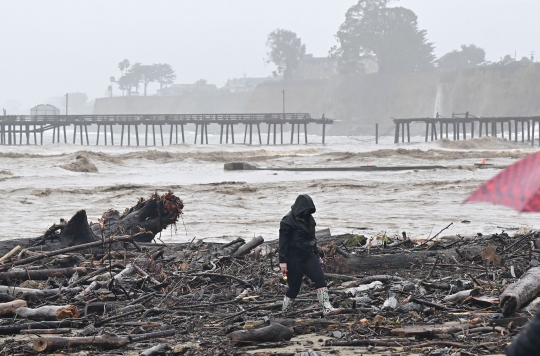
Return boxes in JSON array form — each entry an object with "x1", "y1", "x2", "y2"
[
  {"x1": 109, "y1": 76, "x2": 115, "y2": 97},
  {"x1": 118, "y1": 59, "x2": 130, "y2": 95}
]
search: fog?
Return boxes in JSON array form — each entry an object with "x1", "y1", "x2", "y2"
[{"x1": 0, "y1": 0, "x2": 538, "y2": 112}]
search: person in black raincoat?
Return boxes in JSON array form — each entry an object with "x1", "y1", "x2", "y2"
[{"x1": 278, "y1": 194, "x2": 338, "y2": 314}]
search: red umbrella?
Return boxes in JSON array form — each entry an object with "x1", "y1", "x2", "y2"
[{"x1": 465, "y1": 152, "x2": 540, "y2": 212}]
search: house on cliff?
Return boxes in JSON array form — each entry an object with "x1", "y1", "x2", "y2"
[
  {"x1": 157, "y1": 83, "x2": 217, "y2": 96},
  {"x1": 296, "y1": 54, "x2": 378, "y2": 80},
  {"x1": 225, "y1": 76, "x2": 282, "y2": 93}
]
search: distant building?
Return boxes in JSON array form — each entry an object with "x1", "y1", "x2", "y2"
[
  {"x1": 31, "y1": 104, "x2": 60, "y2": 116},
  {"x1": 297, "y1": 54, "x2": 338, "y2": 80},
  {"x1": 157, "y1": 83, "x2": 217, "y2": 96},
  {"x1": 225, "y1": 76, "x2": 282, "y2": 93},
  {"x1": 359, "y1": 56, "x2": 379, "y2": 74},
  {"x1": 296, "y1": 54, "x2": 378, "y2": 79}
]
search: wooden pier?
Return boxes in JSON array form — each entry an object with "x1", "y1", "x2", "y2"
[
  {"x1": 393, "y1": 113, "x2": 540, "y2": 145},
  {"x1": 0, "y1": 113, "x2": 333, "y2": 146}
]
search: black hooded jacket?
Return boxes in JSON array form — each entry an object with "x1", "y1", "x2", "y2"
[{"x1": 278, "y1": 194, "x2": 320, "y2": 263}]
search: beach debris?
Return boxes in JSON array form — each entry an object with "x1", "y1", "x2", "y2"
[
  {"x1": 0, "y1": 197, "x2": 536, "y2": 354},
  {"x1": 500, "y1": 267, "x2": 540, "y2": 316},
  {"x1": 227, "y1": 322, "x2": 293, "y2": 343}
]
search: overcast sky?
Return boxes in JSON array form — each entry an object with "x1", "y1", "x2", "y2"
[{"x1": 1, "y1": 0, "x2": 538, "y2": 112}]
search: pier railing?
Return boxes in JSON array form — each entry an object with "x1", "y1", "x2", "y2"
[
  {"x1": 0, "y1": 113, "x2": 333, "y2": 146},
  {"x1": 393, "y1": 113, "x2": 540, "y2": 145}
]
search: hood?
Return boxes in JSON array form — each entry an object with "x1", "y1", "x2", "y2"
[{"x1": 291, "y1": 194, "x2": 316, "y2": 218}]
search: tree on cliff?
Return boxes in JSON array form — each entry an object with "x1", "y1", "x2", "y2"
[
  {"x1": 438, "y1": 44, "x2": 486, "y2": 69},
  {"x1": 266, "y1": 29, "x2": 306, "y2": 80},
  {"x1": 129, "y1": 64, "x2": 156, "y2": 96},
  {"x1": 331, "y1": 0, "x2": 435, "y2": 74},
  {"x1": 117, "y1": 59, "x2": 130, "y2": 96},
  {"x1": 153, "y1": 63, "x2": 176, "y2": 89}
]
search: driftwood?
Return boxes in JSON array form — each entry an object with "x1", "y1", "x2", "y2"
[
  {"x1": 140, "y1": 343, "x2": 172, "y2": 356},
  {"x1": 0, "y1": 286, "x2": 81, "y2": 298},
  {"x1": 33, "y1": 334, "x2": 129, "y2": 352},
  {"x1": 392, "y1": 323, "x2": 472, "y2": 336},
  {"x1": 326, "y1": 338, "x2": 412, "y2": 347},
  {"x1": 0, "y1": 300, "x2": 27, "y2": 316},
  {"x1": 334, "y1": 244, "x2": 486, "y2": 272},
  {"x1": 274, "y1": 318, "x2": 340, "y2": 334},
  {"x1": 0, "y1": 234, "x2": 142, "y2": 272},
  {"x1": 500, "y1": 267, "x2": 540, "y2": 316},
  {"x1": 0, "y1": 321, "x2": 75, "y2": 335},
  {"x1": 0, "y1": 245, "x2": 21, "y2": 263},
  {"x1": 0, "y1": 293, "x2": 16, "y2": 303},
  {"x1": 444, "y1": 288, "x2": 480, "y2": 303},
  {"x1": 90, "y1": 192, "x2": 184, "y2": 239},
  {"x1": 58, "y1": 210, "x2": 99, "y2": 246},
  {"x1": 227, "y1": 323, "x2": 293, "y2": 343},
  {"x1": 232, "y1": 236, "x2": 264, "y2": 257},
  {"x1": 20, "y1": 328, "x2": 71, "y2": 334},
  {"x1": 0, "y1": 267, "x2": 87, "y2": 282},
  {"x1": 15, "y1": 305, "x2": 79, "y2": 321}
]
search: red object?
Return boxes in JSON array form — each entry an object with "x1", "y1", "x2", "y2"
[
  {"x1": 481, "y1": 158, "x2": 486, "y2": 165},
  {"x1": 465, "y1": 152, "x2": 540, "y2": 212},
  {"x1": 283, "y1": 271, "x2": 288, "y2": 281}
]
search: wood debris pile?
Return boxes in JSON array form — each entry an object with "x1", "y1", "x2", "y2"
[{"x1": 0, "y1": 196, "x2": 538, "y2": 355}]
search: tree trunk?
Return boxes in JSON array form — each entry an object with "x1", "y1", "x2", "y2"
[
  {"x1": 0, "y1": 300, "x2": 27, "y2": 316},
  {"x1": 227, "y1": 323, "x2": 293, "y2": 344},
  {"x1": 0, "y1": 321, "x2": 73, "y2": 335},
  {"x1": 140, "y1": 343, "x2": 172, "y2": 356},
  {"x1": 33, "y1": 335, "x2": 129, "y2": 352},
  {"x1": 0, "y1": 286, "x2": 81, "y2": 298},
  {"x1": 336, "y1": 245, "x2": 487, "y2": 273},
  {"x1": 90, "y1": 192, "x2": 183, "y2": 240},
  {"x1": 500, "y1": 267, "x2": 540, "y2": 316},
  {"x1": 232, "y1": 236, "x2": 264, "y2": 257},
  {"x1": 0, "y1": 267, "x2": 86, "y2": 282},
  {"x1": 0, "y1": 235, "x2": 141, "y2": 272},
  {"x1": 15, "y1": 305, "x2": 79, "y2": 321}
]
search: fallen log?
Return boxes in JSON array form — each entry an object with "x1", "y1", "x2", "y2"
[
  {"x1": 216, "y1": 238, "x2": 245, "y2": 256},
  {"x1": 57, "y1": 210, "x2": 99, "y2": 247},
  {"x1": 0, "y1": 267, "x2": 87, "y2": 282},
  {"x1": 326, "y1": 338, "x2": 412, "y2": 347},
  {"x1": 0, "y1": 293, "x2": 16, "y2": 303},
  {"x1": 84, "y1": 301, "x2": 125, "y2": 315},
  {"x1": 20, "y1": 328, "x2": 71, "y2": 334},
  {"x1": 444, "y1": 288, "x2": 480, "y2": 304},
  {"x1": 328, "y1": 244, "x2": 486, "y2": 272},
  {"x1": 140, "y1": 343, "x2": 172, "y2": 356},
  {"x1": 392, "y1": 323, "x2": 471, "y2": 336},
  {"x1": 66, "y1": 264, "x2": 124, "y2": 289},
  {"x1": 0, "y1": 245, "x2": 21, "y2": 264},
  {"x1": 0, "y1": 300, "x2": 27, "y2": 316},
  {"x1": 227, "y1": 323, "x2": 293, "y2": 343},
  {"x1": 90, "y1": 192, "x2": 184, "y2": 239},
  {"x1": 129, "y1": 330, "x2": 176, "y2": 342},
  {"x1": 0, "y1": 234, "x2": 142, "y2": 271},
  {"x1": 232, "y1": 236, "x2": 264, "y2": 257},
  {"x1": 500, "y1": 267, "x2": 540, "y2": 316},
  {"x1": 15, "y1": 305, "x2": 80, "y2": 321},
  {"x1": 0, "y1": 321, "x2": 76, "y2": 335},
  {"x1": 0, "y1": 286, "x2": 82, "y2": 298},
  {"x1": 33, "y1": 334, "x2": 129, "y2": 352}
]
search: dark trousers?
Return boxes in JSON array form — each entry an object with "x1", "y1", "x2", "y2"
[{"x1": 285, "y1": 253, "x2": 327, "y2": 299}]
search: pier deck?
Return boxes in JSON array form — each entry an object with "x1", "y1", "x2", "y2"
[
  {"x1": 0, "y1": 113, "x2": 333, "y2": 146},
  {"x1": 393, "y1": 113, "x2": 540, "y2": 145}
]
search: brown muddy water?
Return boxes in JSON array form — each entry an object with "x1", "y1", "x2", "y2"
[{"x1": 1, "y1": 136, "x2": 537, "y2": 243}]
